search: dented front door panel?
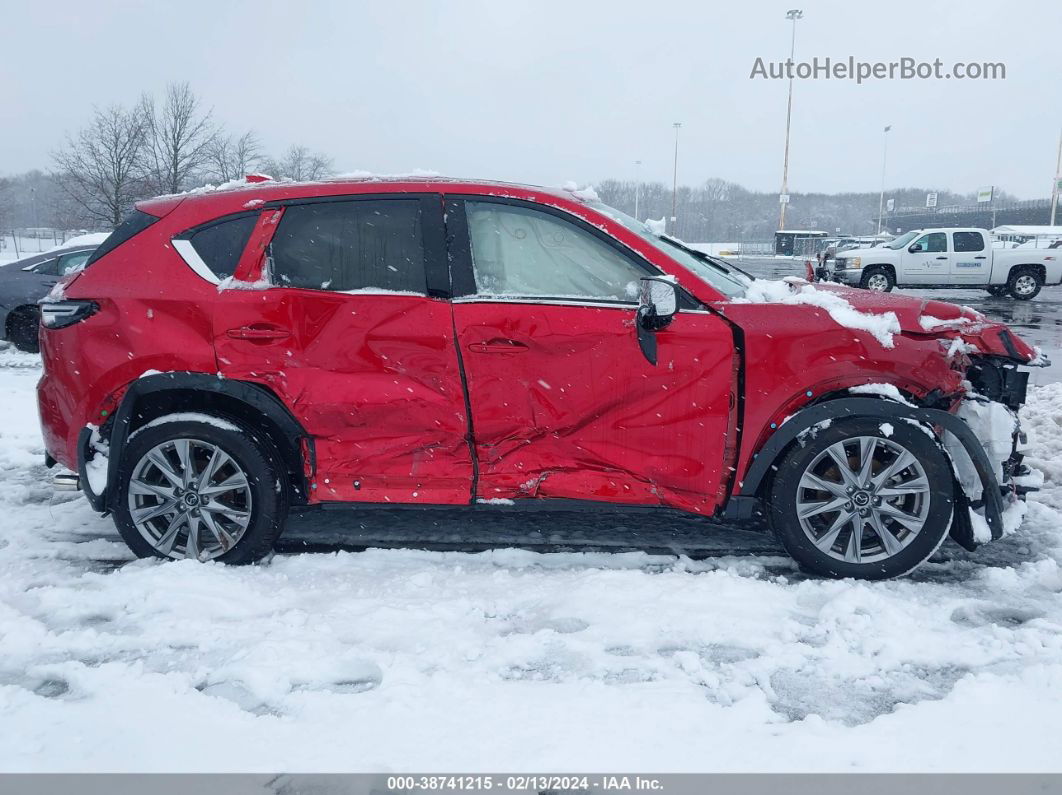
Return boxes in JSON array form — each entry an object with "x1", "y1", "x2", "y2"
[{"x1": 452, "y1": 301, "x2": 737, "y2": 514}]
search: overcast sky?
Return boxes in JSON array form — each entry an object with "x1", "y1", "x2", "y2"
[{"x1": 2, "y1": 0, "x2": 1059, "y2": 198}]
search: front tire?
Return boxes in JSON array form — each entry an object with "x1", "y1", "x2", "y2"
[
  {"x1": 860, "y1": 266, "x2": 895, "y2": 293},
  {"x1": 986, "y1": 286, "x2": 1008, "y2": 297},
  {"x1": 1007, "y1": 267, "x2": 1043, "y2": 300},
  {"x1": 113, "y1": 418, "x2": 288, "y2": 563},
  {"x1": 768, "y1": 418, "x2": 954, "y2": 580}
]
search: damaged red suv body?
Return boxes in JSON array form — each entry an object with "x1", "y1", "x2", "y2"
[{"x1": 37, "y1": 177, "x2": 1042, "y2": 578}]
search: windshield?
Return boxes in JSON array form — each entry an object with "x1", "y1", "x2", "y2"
[
  {"x1": 588, "y1": 201, "x2": 751, "y2": 298},
  {"x1": 884, "y1": 231, "x2": 919, "y2": 250}
]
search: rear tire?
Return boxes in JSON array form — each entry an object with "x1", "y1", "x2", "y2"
[
  {"x1": 860, "y1": 266, "x2": 895, "y2": 293},
  {"x1": 767, "y1": 417, "x2": 954, "y2": 580},
  {"x1": 113, "y1": 417, "x2": 288, "y2": 564},
  {"x1": 6, "y1": 306, "x2": 40, "y2": 353},
  {"x1": 1007, "y1": 267, "x2": 1043, "y2": 300},
  {"x1": 986, "y1": 286, "x2": 1008, "y2": 297}
]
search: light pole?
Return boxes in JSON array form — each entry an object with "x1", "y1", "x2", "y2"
[
  {"x1": 777, "y1": 8, "x2": 803, "y2": 231},
  {"x1": 1051, "y1": 127, "x2": 1061, "y2": 227},
  {"x1": 877, "y1": 125, "x2": 891, "y2": 234},
  {"x1": 671, "y1": 123, "x2": 682, "y2": 233},
  {"x1": 634, "y1": 159, "x2": 642, "y2": 220}
]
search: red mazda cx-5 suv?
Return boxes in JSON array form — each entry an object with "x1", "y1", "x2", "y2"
[{"x1": 37, "y1": 176, "x2": 1042, "y2": 578}]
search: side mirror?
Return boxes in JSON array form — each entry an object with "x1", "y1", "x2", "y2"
[
  {"x1": 908, "y1": 243, "x2": 924, "y2": 253},
  {"x1": 635, "y1": 276, "x2": 678, "y2": 365}
]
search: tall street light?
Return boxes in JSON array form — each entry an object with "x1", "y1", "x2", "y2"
[
  {"x1": 777, "y1": 8, "x2": 803, "y2": 232},
  {"x1": 671, "y1": 122, "x2": 682, "y2": 233},
  {"x1": 877, "y1": 125, "x2": 892, "y2": 234},
  {"x1": 634, "y1": 159, "x2": 643, "y2": 220}
]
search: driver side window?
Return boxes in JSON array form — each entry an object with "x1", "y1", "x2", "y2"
[
  {"x1": 465, "y1": 201, "x2": 647, "y2": 301},
  {"x1": 912, "y1": 232, "x2": 947, "y2": 253},
  {"x1": 32, "y1": 258, "x2": 60, "y2": 276},
  {"x1": 57, "y1": 250, "x2": 92, "y2": 275}
]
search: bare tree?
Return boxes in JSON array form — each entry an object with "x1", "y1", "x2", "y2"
[
  {"x1": 139, "y1": 82, "x2": 215, "y2": 194},
  {"x1": 52, "y1": 104, "x2": 148, "y2": 228},
  {"x1": 205, "y1": 130, "x2": 263, "y2": 183},
  {"x1": 0, "y1": 176, "x2": 11, "y2": 233},
  {"x1": 264, "y1": 145, "x2": 333, "y2": 181}
]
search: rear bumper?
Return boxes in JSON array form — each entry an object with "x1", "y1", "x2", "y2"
[{"x1": 37, "y1": 370, "x2": 76, "y2": 470}]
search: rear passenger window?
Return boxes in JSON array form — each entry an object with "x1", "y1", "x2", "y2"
[
  {"x1": 189, "y1": 215, "x2": 258, "y2": 279},
  {"x1": 953, "y1": 232, "x2": 985, "y2": 252},
  {"x1": 270, "y1": 200, "x2": 426, "y2": 294}
]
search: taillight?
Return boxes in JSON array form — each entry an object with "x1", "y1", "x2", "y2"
[{"x1": 40, "y1": 300, "x2": 99, "y2": 329}]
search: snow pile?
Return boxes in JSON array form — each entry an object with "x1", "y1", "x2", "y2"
[
  {"x1": 216, "y1": 275, "x2": 272, "y2": 292},
  {"x1": 561, "y1": 181, "x2": 601, "y2": 202},
  {"x1": 2, "y1": 352, "x2": 1062, "y2": 771},
  {"x1": 82, "y1": 425, "x2": 108, "y2": 495},
  {"x1": 948, "y1": 399, "x2": 1020, "y2": 499},
  {"x1": 644, "y1": 217, "x2": 667, "y2": 236},
  {"x1": 45, "y1": 232, "x2": 110, "y2": 253},
  {"x1": 919, "y1": 315, "x2": 971, "y2": 331},
  {"x1": 849, "y1": 383, "x2": 915, "y2": 405},
  {"x1": 737, "y1": 280, "x2": 902, "y2": 348}
]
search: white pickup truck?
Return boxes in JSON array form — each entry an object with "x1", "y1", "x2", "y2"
[{"x1": 825, "y1": 228, "x2": 1060, "y2": 299}]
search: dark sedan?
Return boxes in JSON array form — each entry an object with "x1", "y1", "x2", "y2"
[{"x1": 1, "y1": 244, "x2": 100, "y2": 352}]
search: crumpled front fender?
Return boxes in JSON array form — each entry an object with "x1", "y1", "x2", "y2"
[{"x1": 723, "y1": 397, "x2": 1006, "y2": 544}]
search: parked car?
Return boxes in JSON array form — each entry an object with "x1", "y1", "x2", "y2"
[
  {"x1": 37, "y1": 177, "x2": 1041, "y2": 579},
  {"x1": 0, "y1": 235, "x2": 106, "y2": 351},
  {"x1": 825, "y1": 228, "x2": 1059, "y2": 298}
]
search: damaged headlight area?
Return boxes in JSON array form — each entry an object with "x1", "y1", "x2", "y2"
[
  {"x1": 947, "y1": 355, "x2": 1042, "y2": 548},
  {"x1": 966, "y1": 355, "x2": 1029, "y2": 410}
]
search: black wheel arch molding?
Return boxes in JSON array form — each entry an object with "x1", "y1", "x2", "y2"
[
  {"x1": 78, "y1": 371, "x2": 313, "y2": 514},
  {"x1": 720, "y1": 396, "x2": 1008, "y2": 548}
]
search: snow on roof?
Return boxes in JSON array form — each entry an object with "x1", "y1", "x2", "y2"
[
  {"x1": 991, "y1": 225, "x2": 1062, "y2": 237},
  {"x1": 149, "y1": 173, "x2": 575, "y2": 204},
  {"x1": 775, "y1": 230, "x2": 827, "y2": 235},
  {"x1": 45, "y1": 232, "x2": 110, "y2": 252}
]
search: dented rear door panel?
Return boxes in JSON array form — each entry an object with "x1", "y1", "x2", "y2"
[{"x1": 213, "y1": 196, "x2": 472, "y2": 505}]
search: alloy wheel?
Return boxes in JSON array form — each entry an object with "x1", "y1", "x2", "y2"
[
  {"x1": 795, "y1": 436, "x2": 930, "y2": 564},
  {"x1": 866, "y1": 274, "x2": 889, "y2": 291},
  {"x1": 127, "y1": 438, "x2": 253, "y2": 560},
  {"x1": 1014, "y1": 274, "x2": 1037, "y2": 296}
]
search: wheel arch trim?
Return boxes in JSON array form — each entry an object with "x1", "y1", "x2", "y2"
[
  {"x1": 80, "y1": 372, "x2": 311, "y2": 513},
  {"x1": 723, "y1": 397, "x2": 1004, "y2": 541}
]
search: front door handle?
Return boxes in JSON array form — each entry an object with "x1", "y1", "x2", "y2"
[
  {"x1": 975, "y1": 255, "x2": 987, "y2": 259},
  {"x1": 935, "y1": 256, "x2": 948, "y2": 260},
  {"x1": 468, "y1": 338, "x2": 528, "y2": 354},
  {"x1": 226, "y1": 324, "x2": 290, "y2": 342}
]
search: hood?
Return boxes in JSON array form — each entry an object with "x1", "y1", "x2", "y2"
[
  {"x1": 834, "y1": 246, "x2": 882, "y2": 259},
  {"x1": 813, "y1": 282, "x2": 1038, "y2": 363}
]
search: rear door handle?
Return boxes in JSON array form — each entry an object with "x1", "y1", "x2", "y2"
[
  {"x1": 226, "y1": 325, "x2": 290, "y2": 341},
  {"x1": 975, "y1": 255, "x2": 987, "y2": 259},
  {"x1": 468, "y1": 338, "x2": 528, "y2": 354},
  {"x1": 935, "y1": 256, "x2": 948, "y2": 260}
]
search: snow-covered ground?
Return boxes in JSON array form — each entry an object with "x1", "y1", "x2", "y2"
[{"x1": 1, "y1": 344, "x2": 1062, "y2": 772}]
